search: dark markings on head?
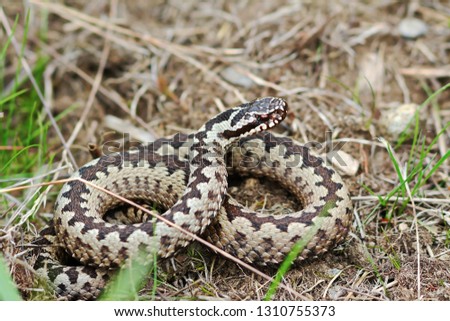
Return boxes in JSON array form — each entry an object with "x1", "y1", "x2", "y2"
[
  {"x1": 230, "y1": 107, "x2": 247, "y2": 127},
  {"x1": 204, "y1": 108, "x2": 236, "y2": 132}
]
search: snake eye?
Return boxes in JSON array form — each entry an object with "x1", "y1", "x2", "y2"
[{"x1": 222, "y1": 97, "x2": 288, "y2": 139}]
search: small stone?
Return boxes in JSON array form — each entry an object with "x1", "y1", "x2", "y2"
[
  {"x1": 328, "y1": 285, "x2": 345, "y2": 300},
  {"x1": 104, "y1": 114, "x2": 156, "y2": 142},
  {"x1": 380, "y1": 103, "x2": 420, "y2": 140},
  {"x1": 220, "y1": 66, "x2": 254, "y2": 88},
  {"x1": 438, "y1": 254, "x2": 449, "y2": 261},
  {"x1": 324, "y1": 150, "x2": 359, "y2": 176},
  {"x1": 399, "y1": 222, "x2": 408, "y2": 232},
  {"x1": 327, "y1": 268, "x2": 342, "y2": 277},
  {"x1": 398, "y1": 18, "x2": 428, "y2": 39}
]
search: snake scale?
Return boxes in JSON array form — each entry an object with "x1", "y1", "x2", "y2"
[{"x1": 33, "y1": 97, "x2": 353, "y2": 300}]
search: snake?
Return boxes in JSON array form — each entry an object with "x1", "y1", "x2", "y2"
[{"x1": 32, "y1": 97, "x2": 353, "y2": 300}]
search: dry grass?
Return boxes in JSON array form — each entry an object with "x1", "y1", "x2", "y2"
[{"x1": 1, "y1": 0, "x2": 449, "y2": 300}]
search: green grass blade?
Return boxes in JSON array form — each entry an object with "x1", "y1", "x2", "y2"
[
  {"x1": 264, "y1": 201, "x2": 336, "y2": 300},
  {"x1": 0, "y1": 255, "x2": 22, "y2": 301},
  {"x1": 0, "y1": 144, "x2": 40, "y2": 174},
  {"x1": 406, "y1": 112, "x2": 421, "y2": 173},
  {"x1": 396, "y1": 82, "x2": 450, "y2": 147},
  {"x1": 423, "y1": 122, "x2": 450, "y2": 157},
  {"x1": 0, "y1": 89, "x2": 28, "y2": 105},
  {"x1": 379, "y1": 138, "x2": 406, "y2": 198},
  {"x1": 424, "y1": 150, "x2": 450, "y2": 182},
  {"x1": 0, "y1": 15, "x2": 19, "y2": 92},
  {"x1": 100, "y1": 264, "x2": 151, "y2": 300},
  {"x1": 361, "y1": 183, "x2": 385, "y2": 206},
  {"x1": 99, "y1": 249, "x2": 157, "y2": 301}
]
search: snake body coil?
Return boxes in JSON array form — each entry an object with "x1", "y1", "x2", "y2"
[{"x1": 34, "y1": 97, "x2": 352, "y2": 300}]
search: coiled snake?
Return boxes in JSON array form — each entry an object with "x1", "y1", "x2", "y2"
[{"x1": 33, "y1": 97, "x2": 352, "y2": 300}]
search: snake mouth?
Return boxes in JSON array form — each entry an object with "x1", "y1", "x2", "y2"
[
  {"x1": 257, "y1": 107, "x2": 286, "y2": 129},
  {"x1": 245, "y1": 98, "x2": 287, "y2": 136}
]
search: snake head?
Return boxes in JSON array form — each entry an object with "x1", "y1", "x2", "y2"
[{"x1": 222, "y1": 97, "x2": 288, "y2": 139}]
